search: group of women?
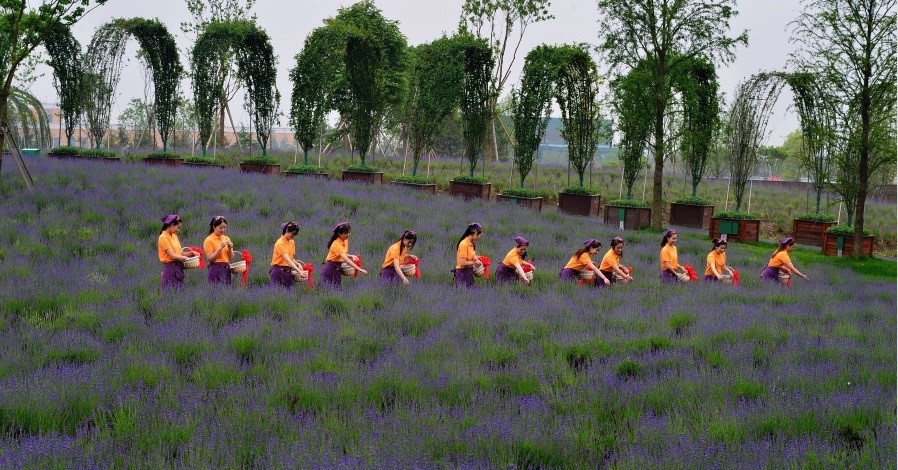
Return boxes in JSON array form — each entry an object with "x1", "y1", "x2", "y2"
[{"x1": 157, "y1": 215, "x2": 810, "y2": 291}]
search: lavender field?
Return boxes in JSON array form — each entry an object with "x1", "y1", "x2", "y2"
[{"x1": 0, "y1": 158, "x2": 894, "y2": 468}]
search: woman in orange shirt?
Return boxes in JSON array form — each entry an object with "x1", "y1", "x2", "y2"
[
  {"x1": 704, "y1": 238, "x2": 735, "y2": 282},
  {"x1": 321, "y1": 222, "x2": 367, "y2": 286},
  {"x1": 204, "y1": 215, "x2": 233, "y2": 285},
  {"x1": 660, "y1": 229, "x2": 687, "y2": 283},
  {"x1": 761, "y1": 237, "x2": 809, "y2": 285},
  {"x1": 453, "y1": 223, "x2": 483, "y2": 288},
  {"x1": 269, "y1": 221, "x2": 306, "y2": 289},
  {"x1": 158, "y1": 214, "x2": 192, "y2": 290},
  {"x1": 495, "y1": 236, "x2": 533, "y2": 285},
  {"x1": 559, "y1": 239, "x2": 610, "y2": 286},
  {"x1": 380, "y1": 230, "x2": 417, "y2": 285},
  {"x1": 599, "y1": 236, "x2": 633, "y2": 284}
]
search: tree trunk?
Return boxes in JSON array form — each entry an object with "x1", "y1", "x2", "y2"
[{"x1": 651, "y1": 83, "x2": 665, "y2": 230}]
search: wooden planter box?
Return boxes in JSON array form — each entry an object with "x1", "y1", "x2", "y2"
[
  {"x1": 240, "y1": 162, "x2": 281, "y2": 175},
  {"x1": 449, "y1": 180, "x2": 491, "y2": 200},
  {"x1": 709, "y1": 217, "x2": 761, "y2": 243},
  {"x1": 144, "y1": 157, "x2": 183, "y2": 167},
  {"x1": 342, "y1": 170, "x2": 383, "y2": 184},
  {"x1": 822, "y1": 232, "x2": 874, "y2": 256},
  {"x1": 391, "y1": 181, "x2": 437, "y2": 194},
  {"x1": 83, "y1": 157, "x2": 120, "y2": 163},
  {"x1": 558, "y1": 192, "x2": 600, "y2": 217},
  {"x1": 792, "y1": 219, "x2": 837, "y2": 247},
  {"x1": 184, "y1": 162, "x2": 225, "y2": 169},
  {"x1": 497, "y1": 194, "x2": 543, "y2": 212},
  {"x1": 47, "y1": 153, "x2": 81, "y2": 160},
  {"x1": 670, "y1": 203, "x2": 715, "y2": 230},
  {"x1": 603, "y1": 205, "x2": 652, "y2": 230},
  {"x1": 285, "y1": 171, "x2": 329, "y2": 179}
]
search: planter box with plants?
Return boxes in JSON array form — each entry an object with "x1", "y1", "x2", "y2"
[
  {"x1": 239, "y1": 158, "x2": 281, "y2": 175},
  {"x1": 46, "y1": 146, "x2": 82, "y2": 159},
  {"x1": 284, "y1": 164, "x2": 329, "y2": 179},
  {"x1": 449, "y1": 176, "x2": 491, "y2": 200},
  {"x1": 391, "y1": 175, "x2": 436, "y2": 194},
  {"x1": 709, "y1": 211, "x2": 761, "y2": 243},
  {"x1": 603, "y1": 199, "x2": 651, "y2": 230},
  {"x1": 669, "y1": 196, "x2": 715, "y2": 230},
  {"x1": 80, "y1": 149, "x2": 119, "y2": 162},
  {"x1": 558, "y1": 187, "x2": 600, "y2": 217},
  {"x1": 143, "y1": 152, "x2": 184, "y2": 167},
  {"x1": 822, "y1": 225, "x2": 874, "y2": 257},
  {"x1": 342, "y1": 165, "x2": 383, "y2": 184},
  {"x1": 497, "y1": 188, "x2": 543, "y2": 212},
  {"x1": 792, "y1": 213, "x2": 837, "y2": 247},
  {"x1": 183, "y1": 156, "x2": 224, "y2": 168}
]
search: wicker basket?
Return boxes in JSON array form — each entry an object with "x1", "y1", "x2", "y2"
[
  {"x1": 340, "y1": 263, "x2": 356, "y2": 276},
  {"x1": 183, "y1": 256, "x2": 200, "y2": 269},
  {"x1": 778, "y1": 272, "x2": 791, "y2": 284},
  {"x1": 721, "y1": 274, "x2": 733, "y2": 284},
  {"x1": 677, "y1": 271, "x2": 690, "y2": 283},
  {"x1": 399, "y1": 264, "x2": 416, "y2": 276},
  {"x1": 578, "y1": 270, "x2": 595, "y2": 280},
  {"x1": 229, "y1": 250, "x2": 246, "y2": 274},
  {"x1": 291, "y1": 268, "x2": 308, "y2": 282},
  {"x1": 523, "y1": 270, "x2": 534, "y2": 282},
  {"x1": 613, "y1": 271, "x2": 632, "y2": 284},
  {"x1": 473, "y1": 264, "x2": 485, "y2": 277}
]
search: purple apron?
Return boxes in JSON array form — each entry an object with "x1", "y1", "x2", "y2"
[
  {"x1": 269, "y1": 266, "x2": 293, "y2": 289},
  {"x1": 660, "y1": 270, "x2": 679, "y2": 283},
  {"x1": 760, "y1": 266, "x2": 780, "y2": 283},
  {"x1": 453, "y1": 267, "x2": 474, "y2": 288},
  {"x1": 380, "y1": 266, "x2": 402, "y2": 283},
  {"x1": 322, "y1": 261, "x2": 343, "y2": 286},
  {"x1": 495, "y1": 264, "x2": 518, "y2": 284},
  {"x1": 559, "y1": 268, "x2": 579, "y2": 282},
  {"x1": 207, "y1": 262, "x2": 232, "y2": 286},
  {"x1": 161, "y1": 261, "x2": 185, "y2": 290}
]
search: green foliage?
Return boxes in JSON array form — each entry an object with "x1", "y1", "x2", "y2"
[
  {"x1": 795, "y1": 213, "x2": 837, "y2": 222},
  {"x1": 184, "y1": 156, "x2": 220, "y2": 165},
  {"x1": 500, "y1": 187, "x2": 541, "y2": 198},
  {"x1": 43, "y1": 21, "x2": 83, "y2": 147},
  {"x1": 673, "y1": 196, "x2": 713, "y2": 205},
  {"x1": 452, "y1": 174, "x2": 489, "y2": 184},
  {"x1": 616, "y1": 359, "x2": 641, "y2": 379},
  {"x1": 48, "y1": 146, "x2": 82, "y2": 156},
  {"x1": 827, "y1": 224, "x2": 870, "y2": 236},
  {"x1": 611, "y1": 60, "x2": 652, "y2": 198},
  {"x1": 511, "y1": 45, "x2": 556, "y2": 187},
  {"x1": 145, "y1": 152, "x2": 183, "y2": 160},
  {"x1": 394, "y1": 174, "x2": 433, "y2": 184},
  {"x1": 290, "y1": 28, "x2": 339, "y2": 165},
  {"x1": 345, "y1": 34, "x2": 380, "y2": 166},
  {"x1": 241, "y1": 157, "x2": 278, "y2": 165},
  {"x1": 561, "y1": 186, "x2": 598, "y2": 196},
  {"x1": 714, "y1": 211, "x2": 758, "y2": 220},
  {"x1": 554, "y1": 45, "x2": 602, "y2": 187},
  {"x1": 607, "y1": 198, "x2": 649, "y2": 208},
  {"x1": 81, "y1": 149, "x2": 116, "y2": 158},
  {"x1": 285, "y1": 164, "x2": 326, "y2": 174},
  {"x1": 345, "y1": 164, "x2": 380, "y2": 173},
  {"x1": 677, "y1": 57, "x2": 720, "y2": 196},
  {"x1": 458, "y1": 34, "x2": 494, "y2": 177}
]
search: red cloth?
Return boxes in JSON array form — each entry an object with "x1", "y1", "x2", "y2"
[
  {"x1": 625, "y1": 266, "x2": 633, "y2": 274},
  {"x1": 683, "y1": 264, "x2": 698, "y2": 281},
  {"x1": 241, "y1": 249, "x2": 252, "y2": 286},
  {"x1": 522, "y1": 264, "x2": 533, "y2": 273},
  {"x1": 732, "y1": 269, "x2": 739, "y2": 287},
  {"x1": 303, "y1": 263, "x2": 315, "y2": 289},
  {"x1": 351, "y1": 255, "x2": 362, "y2": 277},
  {"x1": 189, "y1": 246, "x2": 205, "y2": 268},
  {"x1": 478, "y1": 256, "x2": 491, "y2": 280},
  {"x1": 407, "y1": 255, "x2": 421, "y2": 279}
]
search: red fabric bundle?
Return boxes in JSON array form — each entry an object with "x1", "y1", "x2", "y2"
[
  {"x1": 478, "y1": 256, "x2": 491, "y2": 279},
  {"x1": 407, "y1": 255, "x2": 421, "y2": 278},
  {"x1": 351, "y1": 255, "x2": 362, "y2": 277},
  {"x1": 303, "y1": 263, "x2": 315, "y2": 289},
  {"x1": 732, "y1": 269, "x2": 739, "y2": 287},
  {"x1": 522, "y1": 264, "x2": 533, "y2": 273},
  {"x1": 189, "y1": 246, "x2": 205, "y2": 268},
  {"x1": 241, "y1": 249, "x2": 253, "y2": 287},
  {"x1": 683, "y1": 264, "x2": 698, "y2": 281},
  {"x1": 625, "y1": 266, "x2": 633, "y2": 274}
]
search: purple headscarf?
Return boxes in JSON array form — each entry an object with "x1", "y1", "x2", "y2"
[
  {"x1": 161, "y1": 214, "x2": 180, "y2": 225},
  {"x1": 513, "y1": 236, "x2": 529, "y2": 246}
]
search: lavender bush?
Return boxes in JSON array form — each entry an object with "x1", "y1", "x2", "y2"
[{"x1": 0, "y1": 159, "x2": 893, "y2": 467}]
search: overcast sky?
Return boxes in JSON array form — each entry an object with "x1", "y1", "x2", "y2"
[{"x1": 28, "y1": 0, "x2": 806, "y2": 145}]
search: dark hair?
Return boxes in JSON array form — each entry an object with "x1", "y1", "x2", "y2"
[
  {"x1": 160, "y1": 215, "x2": 182, "y2": 233},
  {"x1": 574, "y1": 239, "x2": 602, "y2": 257},
  {"x1": 396, "y1": 230, "x2": 417, "y2": 250},
  {"x1": 282, "y1": 221, "x2": 299, "y2": 236},
  {"x1": 209, "y1": 215, "x2": 227, "y2": 234},
  {"x1": 771, "y1": 238, "x2": 795, "y2": 259},
  {"x1": 661, "y1": 229, "x2": 677, "y2": 247},
  {"x1": 456, "y1": 223, "x2": 483, "y2": 249},
  {"x1": 610, "y1": 236, "x2": 624, "y2": 248},
  {"x1": 712, "y1": 238, "x2": 727, "y2": 248},
  {"x1": 327, "y1": 222, "x2": 351, "y2": 249}
]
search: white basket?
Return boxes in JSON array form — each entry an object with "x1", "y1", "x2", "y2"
[
  {"x1": 183, "y1": 256, "x2": 200, "y2": 269},
  {"x1": 677, "y1": 271, "x2": 690, "y2": 283},
  {"x1": 399, "y1": 264, "x2": 416, "y2": 276},
  {"x1": 291, "y1": 269, "x2": 308, "y2": 282},
  {"x1": 721, "y1": 274, "x2": 733, "y2": 284},
  {"x1": 340, "y1": 263, "x2": 356, "y2": 276},
  {"x1": 473, "y1": 264, "x2": 485, "y2": 277},
  {"x1": 229, "y1": 250, "x2": 246, "y2": 274},
  {"x1": 578, "y1": 270, "x2": 595, "y2": 280},
  {"x1": 523, "y1": 270, "x2": 534, "y2": 282},
  {"x1": 778, "y1": 272, "x2": 791, "y2": 284}
]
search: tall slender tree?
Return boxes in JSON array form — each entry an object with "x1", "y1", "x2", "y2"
[
  {"x1": 458, "y1": 34, "x2": 494, "y2": 177},
  {"x1": 510, "y1": 45, "x2": 556, "y2": 188}
]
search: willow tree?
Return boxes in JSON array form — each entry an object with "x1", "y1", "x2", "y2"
[
  {"x1": 290, "y1": 27, "x2": 341, "y2": 165},
  {"x1": 784, "y1": 73, "x2": 835, "y2": 214},
  {"x1": 677, "y1": 57, "x2": 720, "y2": 197},
  {"x1": 611, "y1": 61, "x2": 653, "y2": 199},
  {"x1": 458, "y1": 34, "x2": 494, "y2": 178},
  {"x1": 43, "y1": 21, "x2": 83, "y2": 147},
  {"x1": 5, "y1": 87, "x2": 51, "y2": 149},
  {"x1": 554, "y1": 45, "x2": 601, "y2": 189},
  {"x1": 345, "y1": 34, "x2": 379, "y2": 167},
  {"x1": 510, "y1": 45, "x2": 556, "y2": 188}
]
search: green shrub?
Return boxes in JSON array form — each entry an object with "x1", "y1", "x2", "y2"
[
  {"x1": 561, "y1": 186, "x2": 599, "y2": 196},
  {"x1": 795, "y1": 213, "x2": 837, "y2": 222},
  {"x1": 451, "y1": 175, "x2": 488, "y2": 184},
  {"x1": 500, "y1": 187, "x2": 542, "y2": 198},
  {"x1": 81, "y1": 149, "x2": 116, "y2": 158},
  {"x1": 285, "y1": 164, "x2": 326, "y2": 174},
  {"x1": 673, "y1": 195, "x2": 712, "y2": 205},
  {"x1": 714, "y1": 210, "x2": 758, "y2": 220},
  {"x1": 145, "y1": 151, "x2": 182, "y2": 160},
  {"x1": 394, "y1": 174, "x2": 433, "y2": 184},
  {"x1": 607, "y1": 198, "x2": 650, "y2": 208},
  {"x1": 184, "y1": 156, "x2": 220, "y2": 165},
  {"x1": 241, "y1": 157, "x2": 278, "y2": 165},
  {"x1": 47, "y1": 146, "x2": 81, "y2": 156},
  {"x1": 345, "y1": 164, "x2": 380, "y2": 173},
  {"x1": 827, "y1": 224, "x2": 871, "y2": 236}
]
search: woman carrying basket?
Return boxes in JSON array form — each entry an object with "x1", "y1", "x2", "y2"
[
  {"x1": 495, "y1": 236, "x2": 533, "y2": 285},
  {"x1": 761, "y1": 237, "x2": 809, "y2": 286},
  {"x1": 453, "y1": 223, "x2": 484, "y2": 288},
  {"x1": 204, "y1": 215, "x2": 233, "y2": 286},
  {"x1": 381, "y1": 230, "x2": 418, "y2": 285},
  {"x1": 269, "y1": 221, "x2": 306, "y2": 289},
  {"x1": 705, "y1": 238, "x2": 735, "y2": 282},
  {"x1": 599, "y1": 236, "x2": 633, "y2": 284},
  {"x1": 158, "y1": 214, "x2": 193, "y2": 290},
  {"x1": 559, "y1": 239, "x2": 610, "y2": 287},
  {"x1": 321, "y1": 222, "x2": 367, "y2": 287},
  {"x1": 660, "y1": 229, "x2": 689, "y2": 283}
]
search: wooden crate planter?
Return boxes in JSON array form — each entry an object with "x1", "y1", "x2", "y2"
[
  {"x1": 342, "y1": 170, "x2": 383, "y2": 184},
  {"x1": 557, "y1": 192, "x2": 600, "y2": 217},
  {"x1": 285, "y1": 171, "x2": 329, "y2": 180},
  {"x1": 48, "y1": 153, "x2": 81, "y2": 160},
  {"x1": 670, "y1": 203, "x2": 714, "y2": 230},
  {"x1": 792, "y1": 219, "x2": 836, "y2": 247},
  {"x1": 603, "y1": 205, "x2": 652, "y2": 230},
  {"x1": 83, "y1": 157, "x2": 120, "y2": 163},
  {"x1": 240, "y1": 163, "x2": 281, "y2": 175},
  {"x1": 391, "y1": 181, "x2": 436, "y2": 194},
  {"x1": 184, "y1": 162, "x2": 225, "y2": 169},
  {"x1": 496, "y1": 194, "x2": 543, "y2": 212},
  {"x1": 144, "y1": 157, "x2": 184, "y2": 167},
  {"x1": 709, "y1": 217, "x2": 760, "y2": 243},
  {"x1": 449, "y1": 180, "x2": 491, "y2": 200},
  {"x1": 822, "y1": 233, "x2": 874, "y2": 256}
]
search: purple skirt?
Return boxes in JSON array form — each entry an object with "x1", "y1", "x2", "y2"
[
  {"x1": 269, "y1": 266, "x2": 293, "y2": 289},
  {"x1": 600, "y1": 270, "x2": 616, "y2": 284},
  {"x1": 760, "y1": 266, "x2": 780, "y2": 283},
  {"x1": 453, "y1": 267, "x2": 474, "y2": 288},
  {"x1": 380, "y1": 266, "x2": 402, "y2": 284},
  {"x1": 321, "y1": 261, "x2": 342, "y2": 286},
  {"x1": 704, "y1": 274, "x2": 719, "y2": 283},
  {"x1": 660, "y1": 270, "x2": 678, "y2": 283},
  {"x1": 495, "y1": 264, "x2": 518, "y2": 284},
  {"x1": 559, "y1": 268, "x2": 579, "y2": 282},
  {"x1": 207, "y1": 262, "x2": 232, "y2": 286},
  {"x1": 161, "y1": 262, "x2": 185, "y2": 290}
]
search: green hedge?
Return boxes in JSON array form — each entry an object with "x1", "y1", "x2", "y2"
[
  {"x1": 146, "y1": 152, "x2": 183, "y2": 160},
  {"x1": 241, "y1": 157, "x2": 278, "y2": 165},
  {"x1": 607, "y1": 198, "x2": 649, "y2": 208},
  {"x1": 394, "y1": 174, "x2": 433, "y2": 184},
  {"x1": 47, "y1": 146, "x2": 81, "y2": 156},
  {"x1": 345, "y1": 165, "x2": 381, "y2": 173},
  {"x1": 452, "y1": 175, "x2": 489, "y2": 184},
  {"x1": 81, "y1": 149, "x2": 116, "y2": 158},
  {"x1": 285, "y1": 164, "x2": 326, "y2": 174},
  {"x1": 499, "y1": 188, "x2": 542, "y2": 198},
  {"x1": 561, "y1": 186, "x2": 599, "y2": 196},
  {"x1": 714, "y1": 211, "x2": 758, "y2": 220},
  {"x1": 184, "y1": 156, "x2": 220, "y2": 165},
  {"x1": 827, "y1": 224, "x2": 871, "y2": 236},
  {"x1": 795, "y1": 213, "x2": 837, "y2": 222},
  {"x1": 673, "y1": 196, "x2": 712, "y2": 205}
]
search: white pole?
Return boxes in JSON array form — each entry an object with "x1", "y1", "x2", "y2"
[
  {"x1": 724, "y1": 177, "x2": 730, "y2": 211},
  {"x1": 837, "y1": 201, "x2": 842, "y2": 224},
  {"x1": 747, "y1": 179, "x2": 754, "y2": 214},
  {"x1": 641, "y1": 162, "x2": 648, "y2": 201},
  {"x1": 618, "y1": 165, "x2": 624, "y2": 198}
]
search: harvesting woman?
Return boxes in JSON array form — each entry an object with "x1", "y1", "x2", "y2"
[
  {"x1": 381, "y1": 230, "x2": 418, "y2": 285},
  {"x1": 158, "y1": 214, "x2": 193, "y2": 290},
  {"x1": 599, "y1": 236, "x2": 633, "y2": 284},
  {"x1": 453, "y1": 223, "x2": 484, "y2": 288},
  {"x1": 559, "y1": 239, "x2": 610, "y2": 286},
  {"x1": 761, "y1": 237, "x2": 809, "y2": 286},
  {"x1": 269, "y1": 221, "x2": 307, "y2": 289},
  {"x1": 203, "y1": 215, "x2": 233, "y2": 286},
  {"x1": 705, "y1": 238, "x2": 736, "y2": 283},
  {"x1": 660, "y1": 229, "x2": 689, "y2": 283},
  {"x1": 321, "y1": 222, "x2": 367, "y2": 286},
  {"x1": 495, "y1": 236, "x2": 534, "y2": 285}
]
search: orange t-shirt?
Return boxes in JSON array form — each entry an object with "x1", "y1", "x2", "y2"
[
  {"x1": 271, "y1": 236, "x2": 295, "y2": 267},
  {"x1": 599, "y1": 248, "x2": 620, "y2": 272},
  {"x1": 158, "y1": 231, "x2": 183, "y2": 264},
  {"x1": 705, "y1": 250, "x2": 726, "y2": 277},
  {"x1": 767, "y1": 250, "x2": 791, "y2": 269},
  {"x1": 327, "y1": 238, "x2": 348, "y2": 262},
  {"x1": 456, "y1": 238, "x2": 476, "y2": 269},
  {"x1": 660, "y1": 244, "x2": 679, "y2": 271},
  {"x1": 502, "y1": 248, "x2": 523, "y2": 268},
  {"x1": 382, "y1": 241, "x2": 407, "y2": 269},
  {"x1": 563, "y1": 252, "x2": 592, "y2": 271},
  {"x1": 203, "y1": 234, "x2": 232, "y2": 263}
]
